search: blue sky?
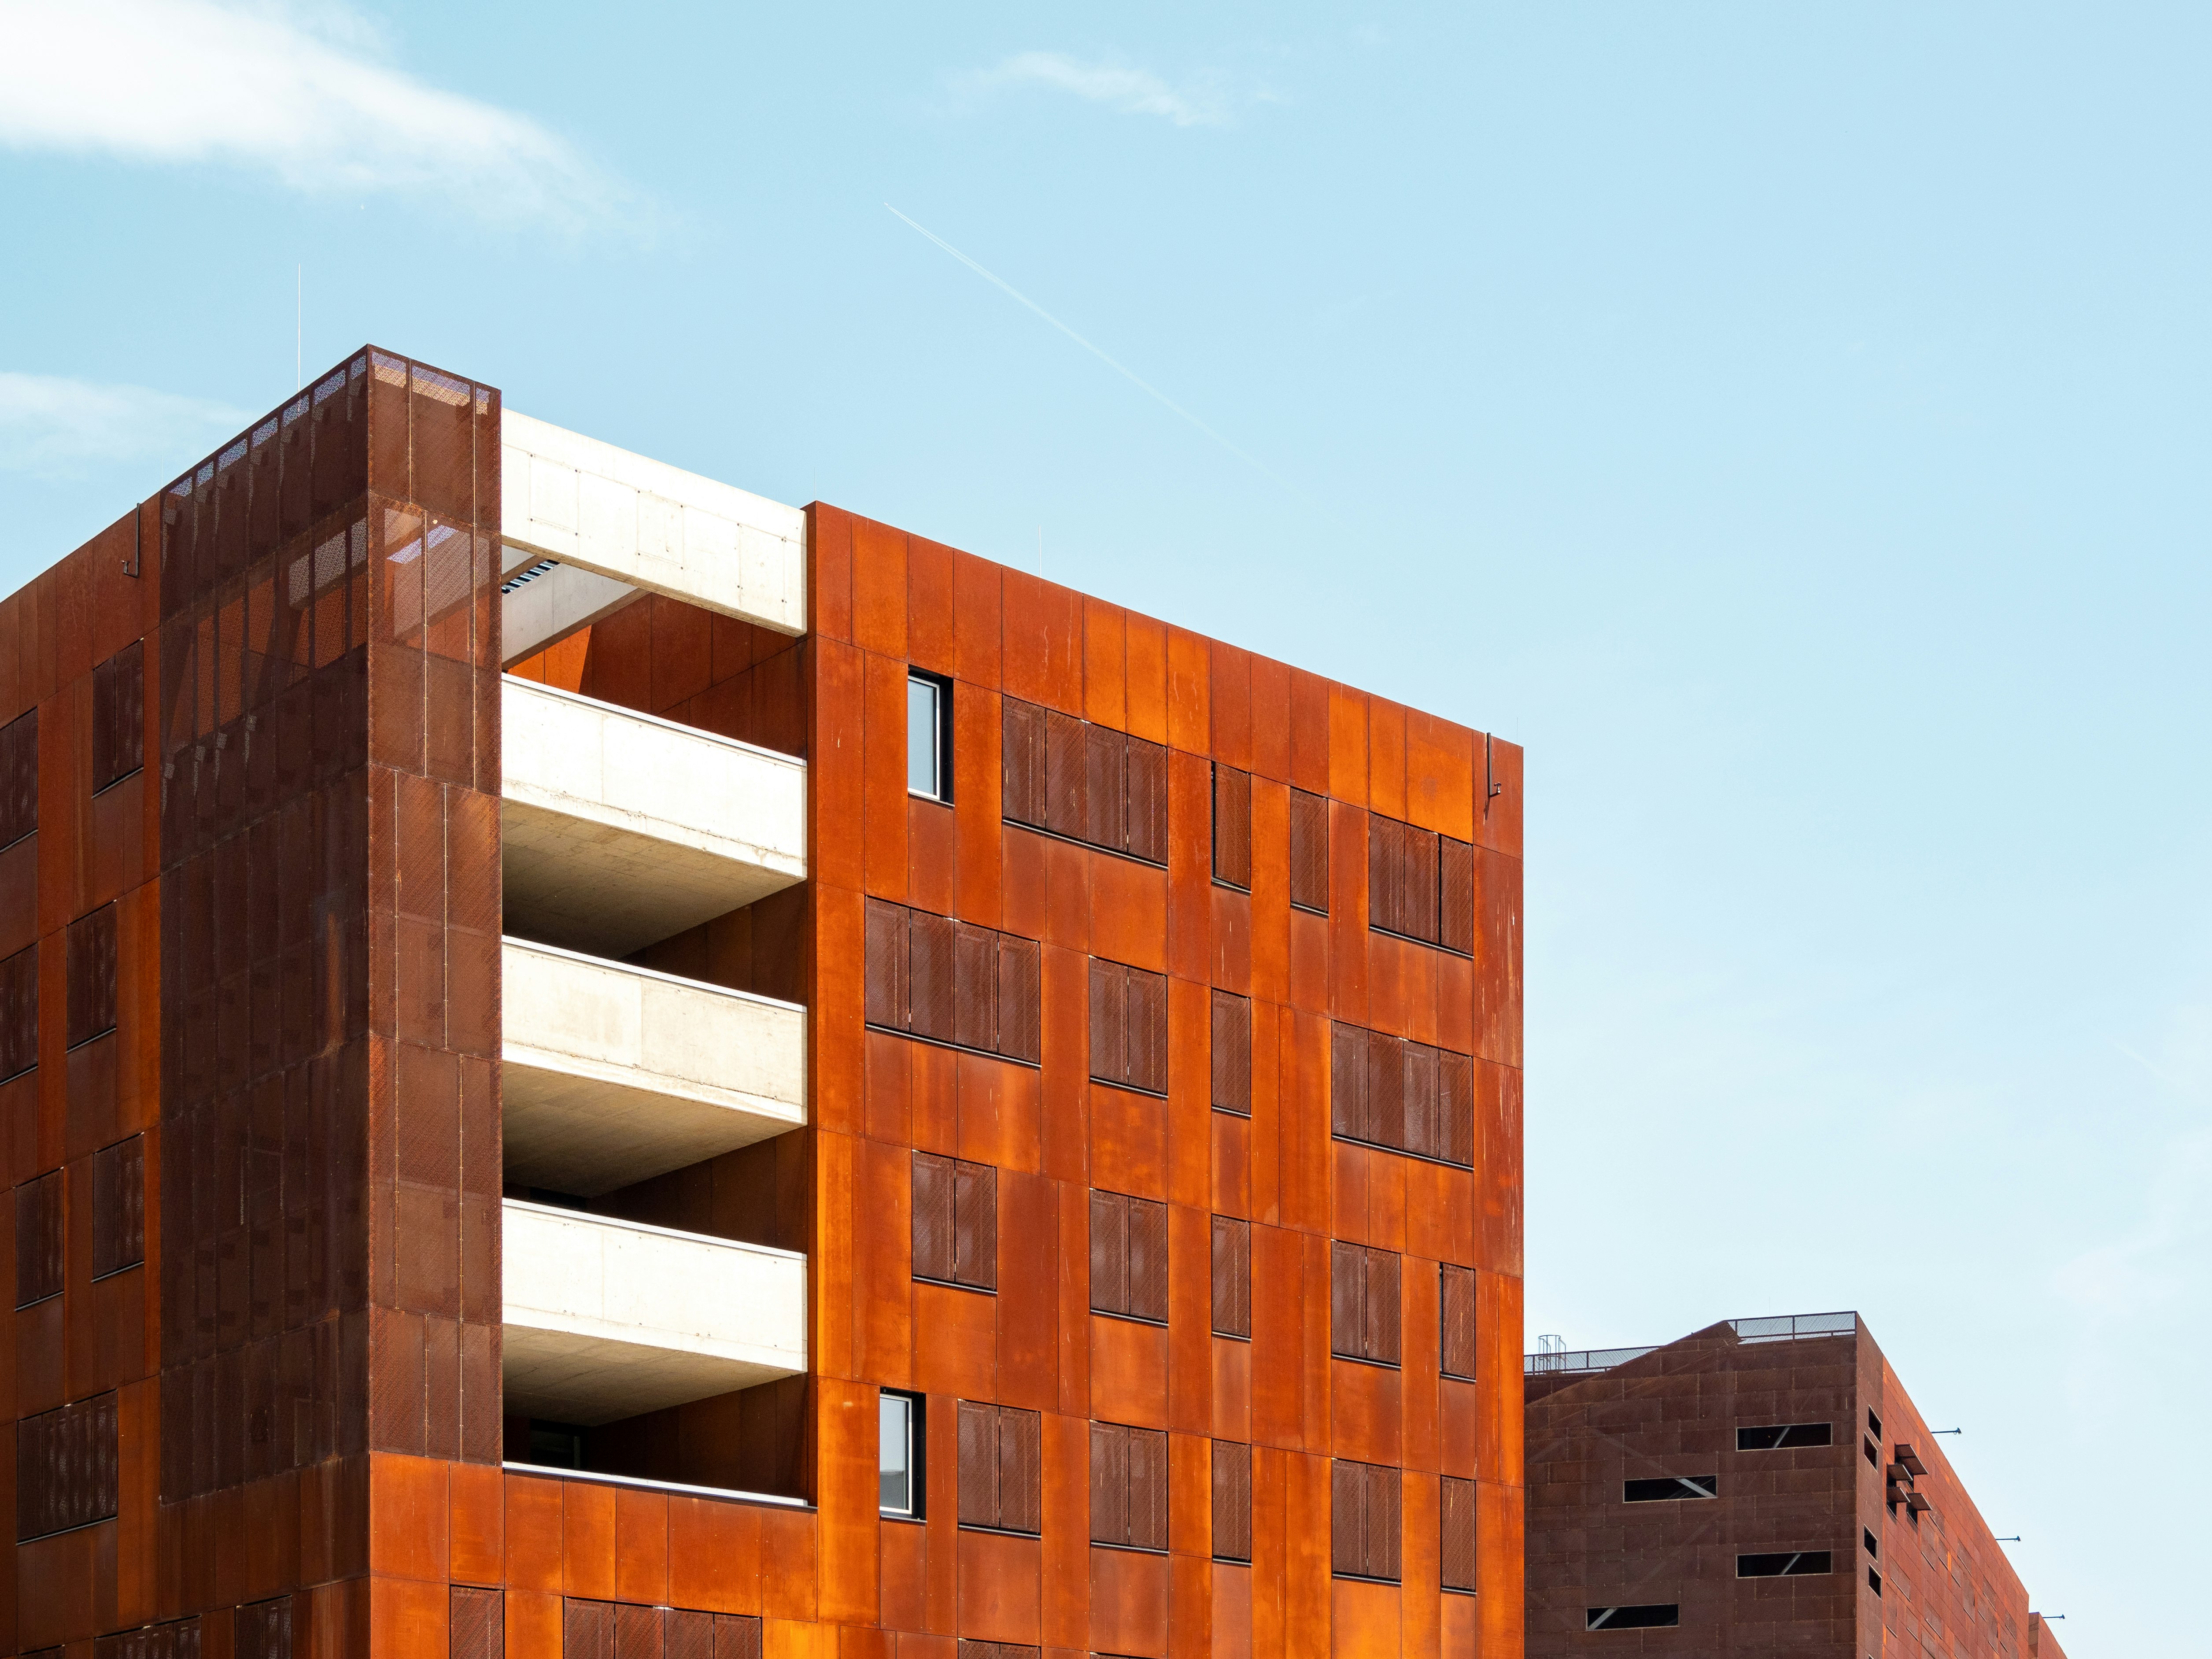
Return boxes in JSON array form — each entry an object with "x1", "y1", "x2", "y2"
[{"x1": 4, "y1": 2, "x2": 2204, "y2": 1648}]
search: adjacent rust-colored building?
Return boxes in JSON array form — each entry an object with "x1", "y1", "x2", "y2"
[
  {"x1": 0, "y1": 347, "x2": 1526, "y2": 1659},
  {"x1": 1523, "y1": 1314, "x2": 2065, "y2": 1659}
]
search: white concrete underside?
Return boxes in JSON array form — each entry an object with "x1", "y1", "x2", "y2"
[
  {"x1": 502, "y1": 1200, "x2": 806, "y2": 1426},
  {"x1": 502, "y1": 937, "x2": 806, "y2": 1196},
  {"x1": 502, "y1": 676, "x2": 805, "y2": 957},
  {"x1": 501, "y1": 544, "x2": 642, "y2": 667},
  {"x1": 501, "y1": 410, "x2": 805, "y2": 636}
]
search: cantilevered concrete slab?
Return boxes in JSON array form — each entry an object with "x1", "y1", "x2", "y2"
[
  {"x1": 502, "y1": 1201, "x2": 806, "y2": 1425},
  {"x1": 502, "y1": 676, "x2": 805, "y2": 957},
  {"x1": 501, "y1": 410, "x2": 804, "y2": 636},
  {"x1": 502, "y1": 938, "x2": 806, "y2": 1196},
  {"x1": 500, "y1": 541, "x2": 641, "y2": 667}
]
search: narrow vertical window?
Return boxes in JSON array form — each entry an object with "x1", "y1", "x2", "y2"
[
  {"x1": 1211, "y1": 990, "x2": 1251, "y2": 1116},
  {"x1": 65, "y1": 903, "x2": 117, "y2": 1050},
  {"x1": 1440, "y1": 1264, "x2": 1477, "y2": 1381},
  {"x1": 1289, "y1": 788, "x2": 1329, "y2": 913},
  {"x1": 0, "y1": 943, "x2": 36, "y2": 1082},
  {"x1": 1213, "y1": 764, "x2": 1252, "y2": 890},
  {"x1": 15, "y1": 1169, "x2": 62, "y2": 1308},
  {"x1": 908, "y1": 670, "x2": 952, "y2": 802},
  {"x1": 880, "y1": 1389, "x2": 924, "y2": 1518},
  {"x1": 91, "y1": 1135, "x2": 145, "y2": 1281},
  {"x1": 1212, "y1": 1440, "x2": 1253, "y2": 1563},
  {"x1": 0, "y1": 707, "x2": 37, "y2": 849},
  {"x1": 91, "y1": 642, "x2": 144, "y2": 795},
  {"x1": 1440, "y1": 1475, "x2": 1477, "y2": 1593},
  {"x1": 1211, "y1": 1215, "x2": 1251, "y2": 1339}
]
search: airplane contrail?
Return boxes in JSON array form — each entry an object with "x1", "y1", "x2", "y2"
[{"x1": 883, "y1": 202, "x2": 1313, "y2": 504}]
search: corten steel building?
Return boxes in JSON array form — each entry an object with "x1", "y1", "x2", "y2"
[
  {"x1": 0, "y1": 347, "x2": 1526, "y2": 1659},
  {"x1": 1522, "y1": 1313, "x2": 2067, "y2": 1659}
]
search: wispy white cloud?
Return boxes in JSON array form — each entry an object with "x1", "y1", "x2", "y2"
[
  {"x1": 959, "y1": 51, "x2": 1267, "y2": 129},
  {"x1": 0, "y1": 0, "x2": 628, "y2": 227},
  {"x1": 0, "y1": 372, "x2": 250, "y2": 478}
]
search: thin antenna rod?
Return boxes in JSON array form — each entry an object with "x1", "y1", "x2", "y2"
[{"x1": 296, "y1": 265, "x2": 303, "y2": 392}]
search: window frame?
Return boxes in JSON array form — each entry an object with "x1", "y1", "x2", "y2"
[
  {"x1": 880, "y1": 1388, "x2": 926, "y2": 1520},
  {"x1": 908, "y1": 669, "x2": 954, "y2": 804}
]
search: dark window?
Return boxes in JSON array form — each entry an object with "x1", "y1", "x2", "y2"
[
  {"x1": 16, "y1": 1391, "x2": 118, "y2": 1541},
  {"x1": 0, "y1": 707, "x2": 35, "y2": 850},
  {"x1": 1586, "y1": 1606, "x2": 1678, "y2": 1631},
  {"x1": 1212, "y1": 764, "x2": 1251, "y2": 890},
  {"x1": 1089, "y1": 958, "x2": 1167, "y2": 1095},
  {"x1": 92, "y1": 642, "x2": 144, "y2": 795},
  {"x1": 1289, "y1": 788, "x2": 1329, "y2": 913},
  {"x1": 1329, "y1": 1243, "x2": 1400, "y2": 1367},
  {"x1": 0, "y1": 943, "x2": 36, "y2": 1082},
  {"x1": 1738, "y1": 1552, "x2": 1833, "y2": 1578},
  {"x1": 91, "y1": 1134, "x2": 144, "y2": 1280},
  {"x1": 1624, "y1": 1476, "x2": 1717, "y2": 1502},
  {"x1": 1869, "y1": 1567, "x2": 1883, "y2": 1596},
  {"x1": 15, "y1": 1170, "x2": 62, "y2": 1308},
  {"x1": 1367, "y1": 812, "x2": 1475, "y2": 957},
  {"x1": 1089, "y1": 1422, "x2": 1168, "y2": 1551},
  {"x1": 1212, "y1": 1440, "x2": 1252, "y2": 1563},
  {"x1": 1211, "y1": 990, "x2": 1251, "y2": 1116},
  {"x1": 65, "y1": 903, "x2": 118, "y2": 1050},
  {"x1": 1330, "y1": 1022, "x2": 1474, "y2": 1168},
  {"x1": 1211, "y1": 1215, "x2": 1250, "y2": 1339},
  {"x1": 237, "y1": 1595, "x2": 294, "y2": 1659},
  {"x1": 1000, "y1": 698, "x2": 1165, "y2": 865},
  {"x1": 1738, "y1": 1423, "x2": 1832, "y2": 1450},
  {"x1": 525, "y1": 1422, "x2": 586, "y2": 1468},
  {"x1": 1330, "y1": 1459, "x2": 1401, "y2": 1582},
  {"x1": 908, "y1": 670, "x2": 952, "y2": 802},
  {"x1": 1863, "y1": 1528, "x2": 1878, "y2": 1559},
  {"x1": 1090, "y1": 1190, "x2": 1168, "y2": 1324},
  {"x1": 881, "y1": 1389, "x2": 924, "y2": 1518},
  {"x1": 1865, "y1": 1437, "x2": 1879, "y2": 1467},
  {"x1": 1440, "y1": 1264, "x2": 1477, "y2": 1380},
  {"x1": 958, "y1": 1401, "x2": 1041, "y2": 1534},
  {"x1": 1868, "y1": 1409, "x2": 1882, "y2": 1438},
  {"x1": 912, "y1": 1153, "x2": 997, "y2": 1292},
  {"x1": 866, "y1": 899, "x2": 1040, "y2": 1065},
  {"x1": 1440, "y1": 1475, "x2": 1476, "y2": 1593}
]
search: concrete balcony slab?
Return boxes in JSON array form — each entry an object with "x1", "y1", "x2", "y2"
[
  {"x1": 502, "y1": 937, "x2": 805, "y2": 1195},
  {"x1": 502, "y1": 676, "x2": 804, "y2": 957},
  {"x1": 502, "y1": 1200, "x2": 806, "y2": 1426},
  {"x1": 501, "y1": 410, "x2": 804, "y2": 636}
]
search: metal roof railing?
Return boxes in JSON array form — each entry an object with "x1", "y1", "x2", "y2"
[{"x1": 1524, "y1": 1311, "x2": 1857, "y2": 1375}]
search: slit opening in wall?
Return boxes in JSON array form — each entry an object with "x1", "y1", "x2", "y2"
[
  {"x1": 1737, "y1": 1422, "x2": 1832, "y2": 1450},
  {"x1": 1623, "y1": 1475, "x2": 1717, "y2": 1503},
  {"x1": 1585, "y1": 1605, "x2": 1678, "y2": 1631},
  {"x1": 1737, "y1": 1552, "x2": 1833, "y2": 1578}
]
